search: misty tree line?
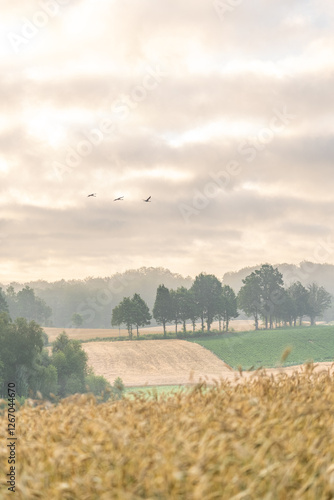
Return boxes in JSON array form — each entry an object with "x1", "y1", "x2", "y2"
[
  {"x1": 0, "y1": 265, "x2": 332, "y2": 331},
  {"x1": 0, "y1": 285, "x2": 52, "y2": 324},
  {"x1": 111, "y1": 265, "x2": 332, "y2": 336},
  {"x1": 0, "y1": 268, "x2": 193, "y2": 328}
]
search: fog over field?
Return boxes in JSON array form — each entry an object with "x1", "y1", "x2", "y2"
[{"x1": 1, "y1": 1, "x2": 333, "y2": 283}]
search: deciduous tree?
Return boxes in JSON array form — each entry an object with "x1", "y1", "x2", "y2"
[
  {"x1": 306, "y1": 283, "x2": 332, "y2": 326},
  {"x1": 131, "y1": 293, "x2": 151, "y2": 337},
  {"x1": 153, "y1": 285, "x2": 173, "y2": 337},
  {"x1": 191, "y1": 273, "x2": 222, "y2": 332},
  {"x1": 218, "y1": 285, "x2": 238, "y2": 332},
  {"x1": 238, "y1": 273, "x2": 262, "y2": 330}
]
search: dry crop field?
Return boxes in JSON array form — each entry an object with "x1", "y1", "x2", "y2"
[
  {"x1": 43, "y1": 320, "x2": 257, "y2": 343},
  {"x1": 82, "y1": 339, "x2": 334, "y2": 388},
  {"x1": 82, "y1": 339, "x2": 235, "y2": 386},
  {"x1": 1, "y1": 364, "x2": 334, "y2": 499},
  {"x1": 43, "y1": 327, "x2": 130, "y2": 342}
]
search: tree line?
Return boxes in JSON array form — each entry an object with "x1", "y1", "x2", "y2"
[
  {"x1": 0, "y1": 267, "x2": 192, "y2": 328},
  {"x1": 111, "y1": 265, "x2": 332, "y2": 336},
  {"x1": 0, "y1": 285, "x2": 52, "y2": 324},
  {"x1": 0, "y1": 313, "x2": 123, "y2": 400}
]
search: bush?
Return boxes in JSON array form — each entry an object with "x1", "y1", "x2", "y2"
[
  {"x1": 65, "y1": 374, "x2": 85, "y2": 396},
  {"x1": 85, "y1": 374, "x2": 113, "y2": 402}
]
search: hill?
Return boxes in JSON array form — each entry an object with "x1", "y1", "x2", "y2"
[
  {"x1": 190, "y1": 325, "x2": 334, "y2": 369},
  {"x1": 81, "y1": 332, "x2": 334, "y2": 388},
  {"x1": 82, "y1": 340, "x2": 234, "y2": 386}
]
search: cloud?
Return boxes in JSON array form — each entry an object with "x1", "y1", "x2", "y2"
[{"x1": 1, "y1": 0, "x2": 334, "y2": 282}]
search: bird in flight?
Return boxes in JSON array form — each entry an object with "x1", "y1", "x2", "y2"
[
  {"x1": 114, "y1": 196, "x2": 124, "y2": 201},
  {"x1": 143, "y1": 196, "x2": 151, "y2": 202},
  {"x1": 87, "y1": 193, "x2": 96, "y2": 197}
]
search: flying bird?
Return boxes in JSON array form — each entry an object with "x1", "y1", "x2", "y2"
[
  {"x1": 87, "y1": 193, "x2": 96, "y2": 197},
  {"x1": 143, "y1": 196, "x2": 151, "y2": 202},
  {"x1": 114, "y1": 196, "x2": 124, "y2": 201}
]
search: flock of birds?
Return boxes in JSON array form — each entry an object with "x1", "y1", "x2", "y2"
[{"x1": 87, "y1": 194, "x2": 151, "y2": 202}]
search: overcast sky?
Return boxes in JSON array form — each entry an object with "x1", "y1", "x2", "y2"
[{"x1": 1, "y1": 0, "x2": 333, "y2": 283}]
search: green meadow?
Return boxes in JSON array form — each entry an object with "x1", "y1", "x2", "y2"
[
  {"x1": 124, "y1": 384, "x2": 193, "y2": 398},
  {"x1": 189, "y1": 325, "x2": 334, "y2": 370}
]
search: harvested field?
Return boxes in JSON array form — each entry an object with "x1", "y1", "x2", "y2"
[
  {"x1": 82, "y1": 339, "x2": 334, "y2": 387},
  {"x1": 82, "y1": 340, "x2": 234, "y2": 386},
  {"x1": 43, "y1": 320, "x2": 259, "y2": 343},
  {"x1": 43, "y1": 327, "x2": 129, "y2": 342}
]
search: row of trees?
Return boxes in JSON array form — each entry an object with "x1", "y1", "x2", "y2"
[
  {"x1": 238, "y1": 265, "x2": 331, "y2": 329},
  {"x1": 0, "y1": 313, "x2": 123, "y2": 400},
  {"x1": 111, "y1": 274, "x2": 238, "y2": 337},
  {"x1": 111, "y1": 266, "x2": 332, "y2": 336},
  {"x1": 111, "y1": 294, "x2": 152, "y2": 338}
]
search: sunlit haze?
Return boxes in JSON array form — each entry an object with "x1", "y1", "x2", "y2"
[{"x1": 1, "y1": 0, "x2": 334, "y2": 283}]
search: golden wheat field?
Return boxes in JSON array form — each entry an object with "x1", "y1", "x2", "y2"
[{"x1": 1, "y1": 364, "x2": 334, "y2": 499}]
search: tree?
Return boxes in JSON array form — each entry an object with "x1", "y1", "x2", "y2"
[
  {"x1": 131, "y1": 293, "x2": 151, "y2": 337},
  {"x1": 33, "y1": 364, "x2": 58, "y2": 399},
  {"x1": 218, "y1": 285, "x2": 238, "y2": 332},
  {"x1": 0, "y1": 288, "x2": 9, "y2": 314},
  {"x1": 52, "y1": 332, "x2": 88, "y2": 397},
  {"x1": 191, "y1": 273, "x2": 222, "y2": 332},
  {"x1": 254, "y1": 264, "x2": 284, "y2": 329},
  {"x1": 306, "y1": 283, "x2": 332, "y2": 326},
  {"x1": 8, "y1": 286, "x2": 52, "y2": 325},
  {"x1": 174, "y1": 286, "x2": 197, "y2": 333},
  {"x1": 238, "y1": 273, "x2": 262, "y2": 330},
  {"x1": 170, "y1": 289, "x2": 181, "y2": 334},
  {"x1": 0, "y1": 313, "x2": 44, "y2": 397},
  {"x1": 287, "y1": 282, "x2": 309, "y2": 326},
  {"x1": 274, "y1": 289, "x2": 295, "y2": 327},
  {"x1": 111, "y1": 294, "x2": 151, "y2": 338},
  {"x1": 112, "y1": 297, "x2": 134, "y2": 338},
  {"x1": 153, "y1": 285, "x2": 173, "y2": 338},
  {"x1": 71, "y1": 313, "x2": 83, "y2": 328},
  {"x1": 111, "y1": 303, "x2": 123, "y2": 333}
]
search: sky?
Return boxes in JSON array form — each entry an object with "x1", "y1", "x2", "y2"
[{"x1": 1, "y1": 0, "x2": 334, "y2": 283}]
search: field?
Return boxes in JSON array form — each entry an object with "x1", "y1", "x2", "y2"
[
  {"x1": 2, "y1": 326, "x2": 334, "y2": 497},
  {"x1": 43, "y1": 327, "x2": 130, "y2": 342},
  {"x1": 43, "y1": 325, "x2": 334, "y2": 390},
  {"x1": 82, "y1": 332, "x2": 334, "y2": 389},
  {"x1": 124, "y1": 385, "x2": 193, "y2": 397},
  {"x1": 82, "y1": 340, "x2": 234, "y2": 387},
  {"x1": 1, "y1": 366, "x2": 334, "y2": 499},
  {"x1": 43, "y1": 319, "x2": 257, "y2": 343},
  {"x1": 190, "y1": 326, "x2": 334, "y2": 370}
]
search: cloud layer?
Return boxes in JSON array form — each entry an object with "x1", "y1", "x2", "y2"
[{"x1": 1, "y1": 0, "x2": 334, "y2": 282}]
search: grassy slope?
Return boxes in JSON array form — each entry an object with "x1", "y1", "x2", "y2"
[
  {"x1": 124, "y1": 385, "x2": 192, "y2": 397},
  {"x1": 189, "y1": 326, "x2": 334, "y2": 369}
]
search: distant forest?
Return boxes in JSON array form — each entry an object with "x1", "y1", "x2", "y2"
[{"x1": 1, "y1": 262, "x2": 334, "y2": 328}]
